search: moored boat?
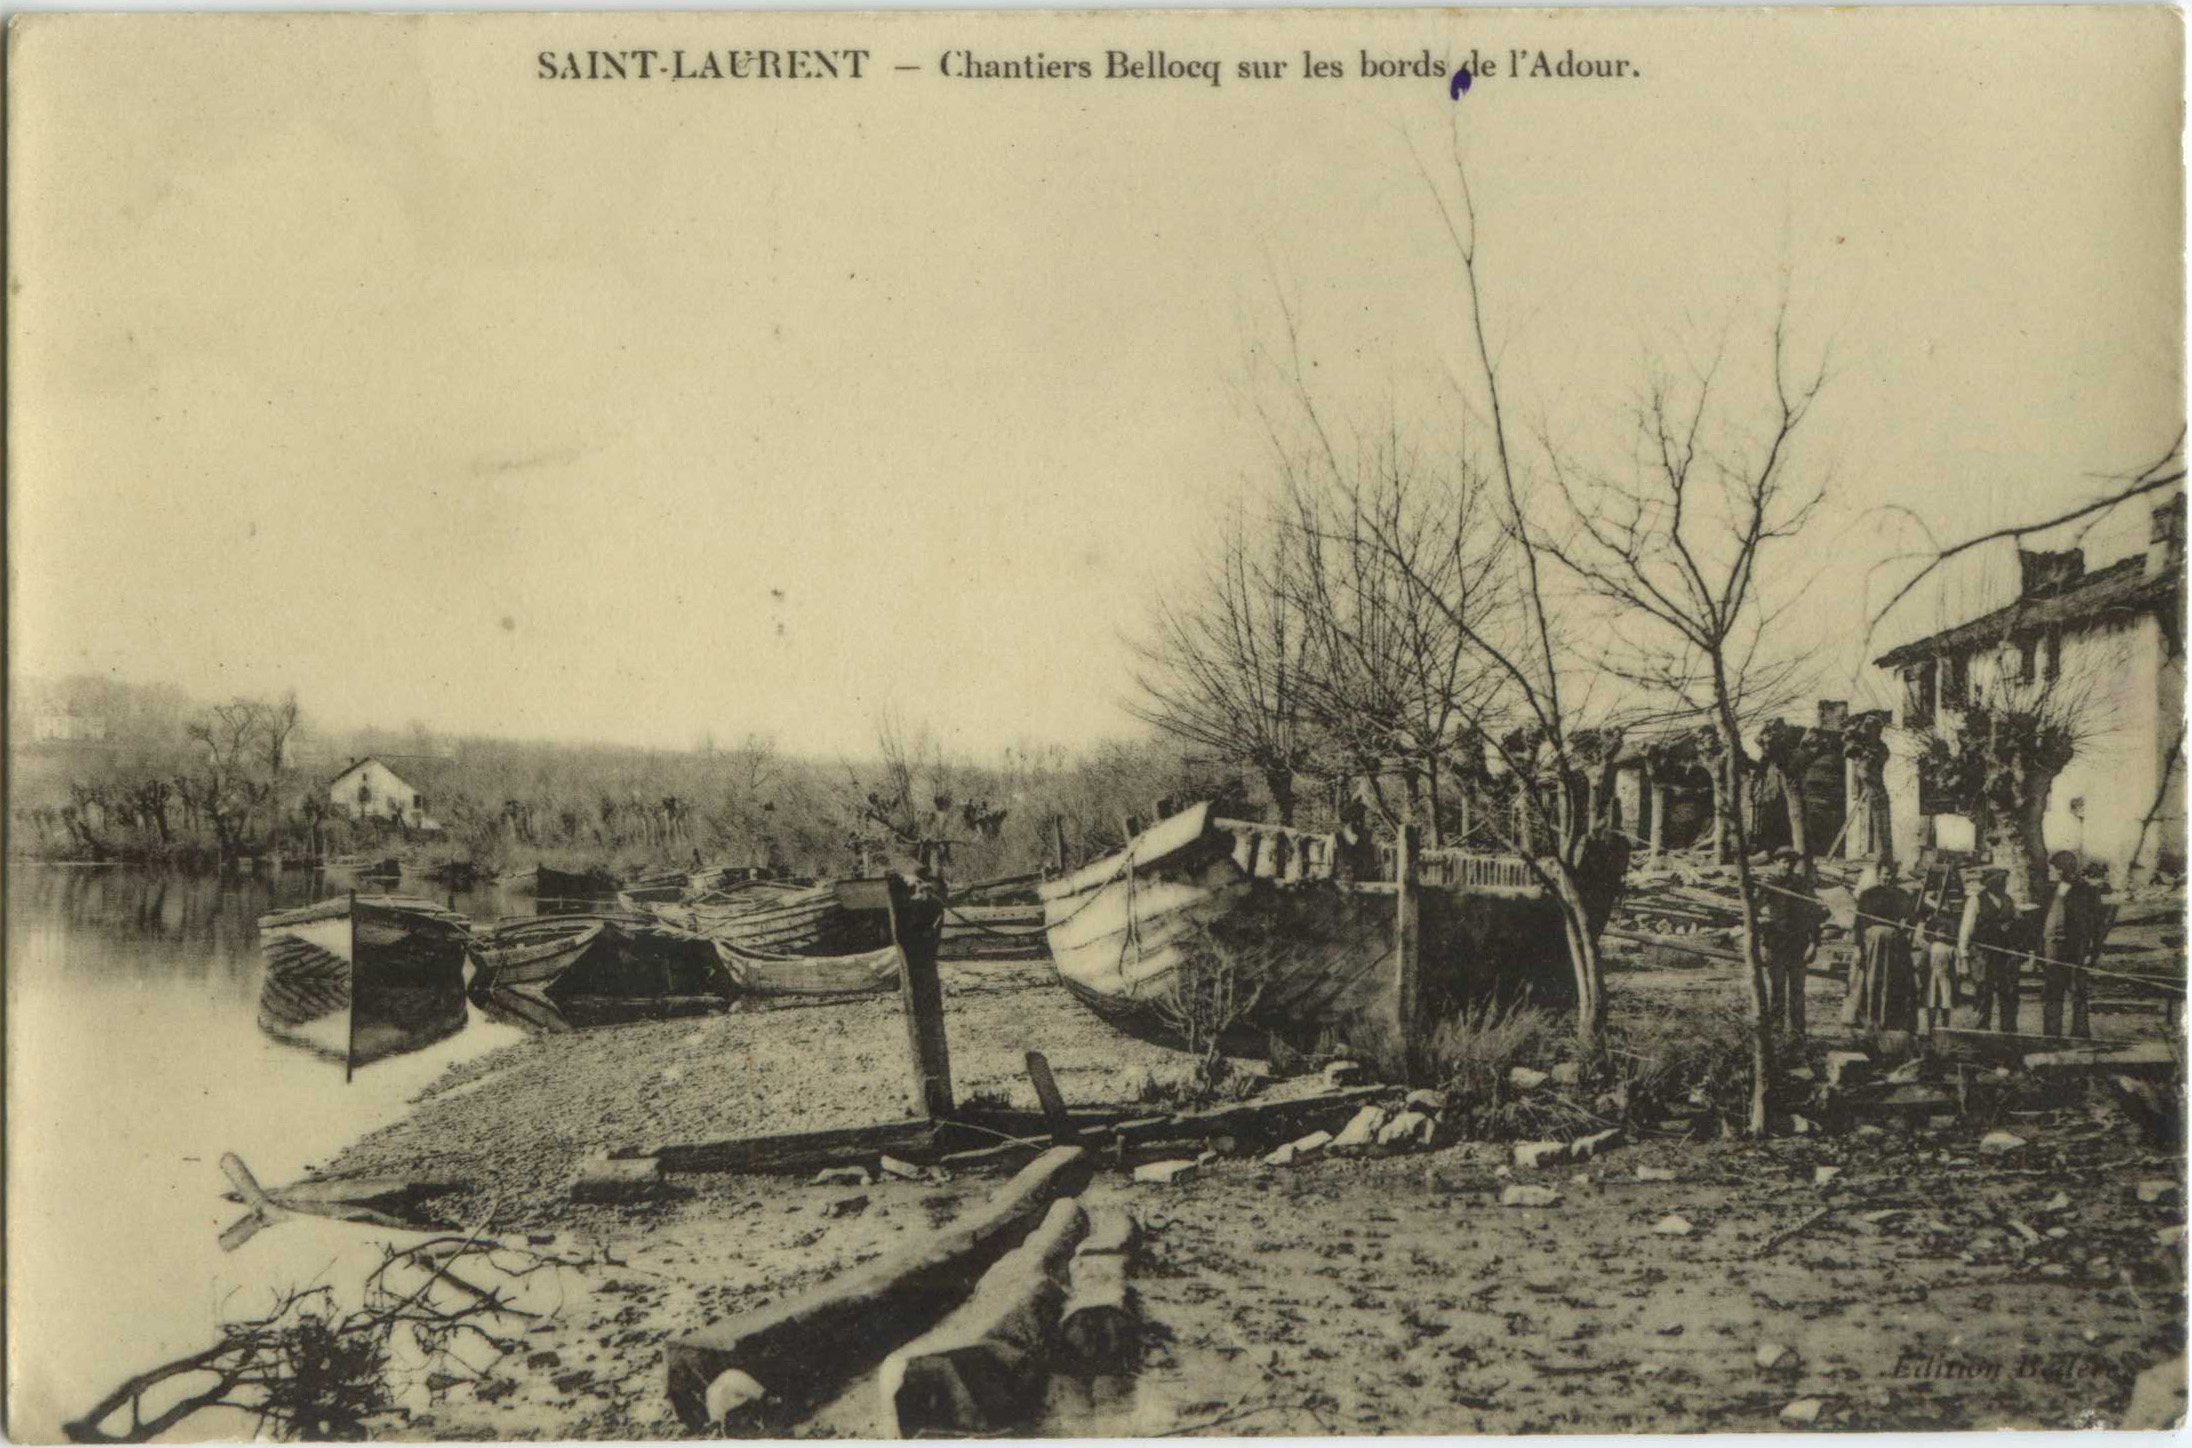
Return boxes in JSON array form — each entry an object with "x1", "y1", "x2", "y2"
[
  {"x1": 1038, "y1": 803, "x2": 1579, "y2": 1055},
  {"x1": 256, "y1": 894, "x2": 473, "y2": 1072},
  {"x1": 468, "y1": 915, "x2": 615, "y2": 991},
  {"x1": 499, "y1": 863, "x2": 620, "y2": 904}
]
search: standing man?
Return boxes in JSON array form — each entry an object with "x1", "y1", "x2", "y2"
[
  {"x1": 2038, "y1": 849, "x2": 2106, "y2": 1039},
  {"x1": 1758, "y1": 848, "x2": 1824, "y2": 1035},
  {"x1": 1959, "y1": 867, "x2": 2021, "y2": 1032}
]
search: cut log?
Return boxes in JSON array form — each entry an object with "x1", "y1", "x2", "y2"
[
  {"x1": 878, "y1": 1197, "x2": 1088, "y2": 1436},
  {"x1": 1058, "y1": 1207, "x2": 1140, "y2": 1371},
  {"x1": 666, "y1": 1145, "x2": 1092, "y2": 1432}
]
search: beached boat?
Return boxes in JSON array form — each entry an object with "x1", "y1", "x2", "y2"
[
  {"x1": 1037, "y1": 803, "x2": 1579, "y2": 1054},
  {"x1": 468, "y1": 915, "x2": 616, "y2": 991},
  {"x1": 256, "y1": 894, "x2": 473, "y2": 1072},
  {"x1": 706, "y1": 881, "x2": 894, "y2": 956},
  {"x1": 710, "y1": 937, "x2": 904, "y2": 995},
  {"x1": 472, "y1": 914, "x2": 732, "y2": 1023}
]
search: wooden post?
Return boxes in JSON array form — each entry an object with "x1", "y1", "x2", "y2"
[
  {"x1": 1024, "y1": 1051, "x2": 1077, "y2": 1143},
  {"x1": 1051, "y1": 815, "x2": 1068, "y2": 873},
  {"x1": 1649, "y1": 781, "x2": 1666, "y2": 861},
  {"x1": 889, "y1": 875, "x2": 954, "y2": 1122},
  {"x1": 344, "y1": 891, "x2": 358, "y2": 1085},
  {"x1": 1394, "y1": 823, "x2": 1423, "y2": 1065}
]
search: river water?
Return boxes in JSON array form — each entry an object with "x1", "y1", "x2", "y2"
[{"x1": 4, "y1": 864, "x2": 529, "y2": 1442}]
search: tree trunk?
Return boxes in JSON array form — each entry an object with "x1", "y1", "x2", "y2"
[
  {"x1": 1544, "y1": 857, "x2": 1603, "y2": 1050},
  {"x1": 1649, "y1": 778, "x2": 1666, "y2": 861},
  {"x1": 1783, "y1": 772, "x2": 1810, "y2": 856},
  {"x1": 1263, "y1": 768, "x2": 1296, "y2": 827},
  {"x1": 1715, "y1": 706, "x2": 1772, "y2": 1137},
  {"x1": 1424, "y1": 759, "x2": 1443, "y2": 848},
  {"x1": 1709, "y1": 762, "x2": 1727, "y2": 863},
  {"x1": 2005, "y1": 774, "x2": 2056, "y2": 905}
]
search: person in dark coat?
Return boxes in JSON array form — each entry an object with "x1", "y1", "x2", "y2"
[
  {"x1": 2037, "y1": 849, "x2": 2108, "y2": 1039},
  {"x1": 1757, "y1": 848, "x2": 1825, "y2": 1035},
  {"x1": 1959, "y1": 866, "x2": 2022, "y2": 1032},
  {"x1": 1844, "y1": 864, "x2": 1919, "y2": 1033}
]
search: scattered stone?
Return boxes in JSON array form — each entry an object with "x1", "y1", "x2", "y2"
[
  {"x1": 1885, "y1": 1059, "x2": 1924, "y2": 1085},
  {"x1": 1262, "y1": 1130, "x2": 1334, "y2": 1167},
  {"x1": 2041, "y1": 1191, "x2": 2072, "y2": 1212},
  {"x1": 1637, "y1": 1362, "x2": 1667, "y2": 1378},
  {"x1": 1500, "y1": 1184, "x2": 1562, "y2": 1208},
  {"x1": 1855, "y1": 1124, "x2": 1886, "y2": 1138},
  {"x1": 1515, "y1": 1140, "x2": 1569, "y2": 1171},
  {"x1": 1133, "y1": 1159, "x2": 1200, "y2": 1186},
  {"x1": 1404, "y1": 1088, "x2": 1450, "y2": 1116},
  {"x1": 1322, "y1": 1060, "x2": 1368, "y2": 1088},
  {"x1": 2046, "y1": 1226, "x2": 2069, "y2": 1240},
  {"x1": 1331, "y1": 1105, "x2": 1390, "y2": 1151},
  {"x1": 1824, "y1": 1052, "x2": 1870, "y2": 1088},
  {"x1": 817, "y1": 1193, "x2": 870, "y2": 1218},
  {"x1": 1550, "y1": 1062, "x2": 1583, "y2": 1087},
  {"x1": 1376, "y1": 1110, "x2": 1437, "y2": 1148},
  {"x1": 1756, "y1": 1342, "x2": 1797, "y2": 1370},
  {"x1": 813, "y1": 1166, "x2": 873, "y2": 1187},
  {"x1": 1653, "y1": 1214, "x2": 1695, "y2": 1236},
  {"x1": 1636, "y1": 1165, "x2": 1678, "y2": 1183},
  {"x1": 2138, "y1": 1179, "x2": 2183, "y2": 1205},
  {"x1": 1786, "y1": 1066, "x2": 1816, "y2": 1083},
  {"x1": 2158, "y1": 1224, "x2": 2186, "y2": 1248},
  {"x1": 1814, "y1": 1166, "x2": 1841, "y2": 1186},
  {"x1": 1508, "y1": 1066, "x2": 1550, "y2": 1091},
  {"x1": 2122, "y1": 1355, "x2": 2188, "y2": 1430},
  {"x1": 1780, "y1": 1397, "x2": 1825, "y2": 1425},
  {"x1": 878, "y1": 1156, "x2": 927, "y2": 1182},
  {"x1": 1789, "y1": 1114, "x2": 1817, "y2": 1136},
  {"x1": 526, "y1": 1350, "x2": 562, "y2": 1370},
  {"x1": 1979, "y1": 1130, "x2": 2027, "y2": 1156}
]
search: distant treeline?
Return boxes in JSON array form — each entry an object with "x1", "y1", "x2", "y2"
[{"x1": 9, "y1": 678, "x2": 1233, "y2": 880}]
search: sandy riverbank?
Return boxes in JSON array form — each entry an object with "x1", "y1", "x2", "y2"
[{"x1": 302, "y1": 959, "x2": 2185, "y2": 1439}]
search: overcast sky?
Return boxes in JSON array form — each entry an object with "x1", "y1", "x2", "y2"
[{"x1": 10, "y1": 9, "x2": 2182, "y2": 757}]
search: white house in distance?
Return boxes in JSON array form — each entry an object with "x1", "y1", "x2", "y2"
[
  {"x1": 328, "y1": 755, "x2": 446, "y2": 833},
  {"x1": 1870, "y1": 495, "x2": 2185, "y2": 888}
]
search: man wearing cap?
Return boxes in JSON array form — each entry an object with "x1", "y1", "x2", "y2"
[
  {"x1": 1757, "y1": 848, "x2": 1825, "y2": 1035},
  {"x1": 1959, "y1": 866, "x2": 2022, "y2": 1032},
  {"x1": 2037, "y1": 849, "x2": 2106, "y2": 1039}
]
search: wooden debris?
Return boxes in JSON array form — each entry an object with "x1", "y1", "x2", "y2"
[
  {"x1": 877, "y1": 1198, "x2": 1088, "y2": 1436},
  {"x1": 1059, "y1": 1207, "x2": 1140, "y2": 1370},
  {"x1": 2024, "y1": 1042, "x2": 2179, "y2": 1072},
  {"x1": 572, "y1": 1154, "x2": 682, "y2": 1205},
  {"x1": 665, "y1": 1145, "x2": 1092, "y2": 1431},
  {"x1": 1024, "y1": 1051, "x2": 1078, "y2": 1145},
  {"x1": 216, "y1": 1153, "x2": 428, "y2": 1250}
]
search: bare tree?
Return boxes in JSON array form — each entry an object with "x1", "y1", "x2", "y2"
[{"x1": 1128, "y1": 509, "x2": 1315, "y2": 824}]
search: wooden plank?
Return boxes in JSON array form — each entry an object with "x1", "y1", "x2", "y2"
[
  {"x1": 646, "y1": 1119, "x2": 942, "y2": 1176},
  {"x1": 1024, "y1": 1051, "x2": 1078, "y2": 1145},
  {"x1": 666, "y1": 1146, "x2": 1092, "y2": 1431},
  {"x1": 1395, "y1": 824, "x2": 1422, "y2": 1060}
]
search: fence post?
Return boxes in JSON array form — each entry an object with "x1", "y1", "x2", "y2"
[
  {"x1": 889, "y1": 874, "x2": 955, "y2": 1122},
  {"x1": 1394, "y1": 823, "x2": 1423, "y2": 1066}
]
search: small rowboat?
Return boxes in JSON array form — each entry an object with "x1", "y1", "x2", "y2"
[
  {"x1": 499, "y1": 863, "x2": 619, "y2": 904},
  {"x1": 711, "y1": 937, "x2": 904, "y2": 996},
  {"x1": 469, "y1": 916, "x2": 613, "y2": 991},
  {"x1": 707, "y1": 881, "x2": 894, "y2": 957}
]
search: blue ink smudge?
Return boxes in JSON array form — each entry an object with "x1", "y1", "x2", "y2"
[{"x1": 1449, "y1": 68, "x2": 1471, "y2": 99}]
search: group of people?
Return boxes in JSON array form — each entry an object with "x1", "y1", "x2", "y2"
[{"x1": 1750, "y1": 847, "x2": 2111, "y2": 1041}]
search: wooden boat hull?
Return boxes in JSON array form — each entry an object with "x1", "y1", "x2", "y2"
[
  {"x1": 470, "y1": 918, "x2": 610, "y2": 990},
  {"x1": 256, "y1": 895, "x2": 473, "y2": 1069},
  {"x1": 706, "y1": 882, "x2": 893, "y2": 957},
  {"x1": 1038, "y1": 805, "x2": 1575, "y2": 1055},
  {"x1": 711, "y1": 937, "x2": 904, "y2": 996}
]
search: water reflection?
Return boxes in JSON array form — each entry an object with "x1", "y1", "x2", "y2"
[
  {"x1": 255, "y1": 894, "x2": 474, "y2": 1075},
  {"x1": 2, "y1": 863, "x2": 530, "y2": 1442}
]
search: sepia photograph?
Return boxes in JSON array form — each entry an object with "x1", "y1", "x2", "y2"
[{"x1": 5, "y1": 6, "x2": 2187, "y2": 1440}]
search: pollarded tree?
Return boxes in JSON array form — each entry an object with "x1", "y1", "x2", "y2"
[{"x1": 1914, "y1": 682, "x2": 2086, "y2": 903}]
